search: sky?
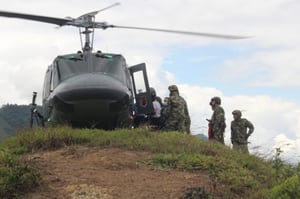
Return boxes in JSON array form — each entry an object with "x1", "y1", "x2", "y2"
[{"x1": 0, "y1": 0, "x2": 299, "y2": 163}]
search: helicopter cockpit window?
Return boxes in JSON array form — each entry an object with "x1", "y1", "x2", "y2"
[
  {"x1": 92, "y1": 55, "x2": 126, "y2": 83},
  {"x1": 56, "y1": 56, "x2": 86, "y2": 81},
  {"x1": 56, "y1": 54, "x2": 127, "y2": 84}
]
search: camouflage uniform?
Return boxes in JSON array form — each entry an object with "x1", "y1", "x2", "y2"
[
  {"x1": 209, "y1": 97, "x2": 226, "y2": 144},
  {"x1": 181, "y1": 95, "x2": 191, "y2": 134},
  {"x1": 231, "y1": 110, "x2": 254, "y2": 154},
  {"x1": 164, "y1": 85, "x2": 190, "y2": 133}
]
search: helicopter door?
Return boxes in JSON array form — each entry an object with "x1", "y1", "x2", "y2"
[{"x1": 129, "y1": 63, "x2": 154, "y2": 115}]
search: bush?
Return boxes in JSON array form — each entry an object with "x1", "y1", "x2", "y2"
[
  {"x1": 0, "y1": 149, "x2": 39, "y2": 198},
  {"x1": 271, "y1": 175, "x2": 300, "y2": 199}
]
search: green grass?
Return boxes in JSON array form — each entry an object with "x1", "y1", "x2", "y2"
[
  {"x1": 0, "y1": 147, "x2": 39, "y2": 198},
  {"x1": 1, "y1": 126, "x2": 299, "y2": 198}
]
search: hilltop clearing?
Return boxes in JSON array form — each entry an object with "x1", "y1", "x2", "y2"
[
  {"x1": 1, "y1": 127, "x2": 299, "y2": 198},
  {"x1": 21, "y1": 146, "x2": 210, "y2": 199}
]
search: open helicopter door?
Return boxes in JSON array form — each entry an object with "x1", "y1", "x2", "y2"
[{"x1": 129, "y1": 63, "x2": 154, "y2": 115}]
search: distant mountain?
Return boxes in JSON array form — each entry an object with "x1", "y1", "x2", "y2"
[
  {"x1": 0, "y1": 104, "x2": 41, "y2": 142},
  {"x1": 194, "y1": 133, "x2": 208, "y2": 141},
  {"x1": 0, "y1": 116, "x2": 11, "y2": 141}
]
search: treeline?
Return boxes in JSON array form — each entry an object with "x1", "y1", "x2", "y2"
[{"x1": 0, "y1": 104, "x2": 41, "y2": 141}]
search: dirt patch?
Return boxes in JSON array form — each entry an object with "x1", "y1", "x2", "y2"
[{"x1": 21, "y1": 146, "x2": 211, "y2": 199}]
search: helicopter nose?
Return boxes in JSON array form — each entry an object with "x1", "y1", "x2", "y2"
[{"x1": 52, "y1": 73, "x2": 130, "y2": 102}]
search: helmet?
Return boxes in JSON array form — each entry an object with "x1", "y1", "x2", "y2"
[
  {"x1": 211, "y1": 96, "x2": 221, "y2": 105},
  {"x1": 232, "y1": 110, "x2": 242, "y2": 117},
  {"x1": 168, "y1": 85, "x2": 179, "y2": 92},
  {"x1": 150, "y1": 87, "x2": 156, "y2": 98}
]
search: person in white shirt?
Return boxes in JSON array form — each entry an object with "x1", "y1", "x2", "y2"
[{"x1": 149, "y1": 88, "x2": 162, "y2": 129}]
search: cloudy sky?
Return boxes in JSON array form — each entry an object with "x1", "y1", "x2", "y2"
[{"x1": 0, "y1": 0, "x2": 299, "y2": 163}]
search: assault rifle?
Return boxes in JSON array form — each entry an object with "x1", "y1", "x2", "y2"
[
  {"x1": 30, "y1": 92, "x2": 45, "y2": 128},
  {"x1": 206, "y1": 119, "x2": 213, "y2": 140}
]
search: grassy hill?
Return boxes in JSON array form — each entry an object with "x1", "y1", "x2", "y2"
[{"x1": 0, "y1": 126, "x2": 299, "y2": 198}]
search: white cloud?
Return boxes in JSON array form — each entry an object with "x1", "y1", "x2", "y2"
[{"x1": 272, "y1": 134, "x2": 300, "y2": 164}]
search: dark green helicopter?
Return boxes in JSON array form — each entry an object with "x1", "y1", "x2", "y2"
[{"x1": 0, "y1": 3, "x2": 247, "y2": 129}]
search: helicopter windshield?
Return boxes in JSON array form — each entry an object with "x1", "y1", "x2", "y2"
[{"x1": 56, "y1": 53, "x2": 127, "y2": 83}]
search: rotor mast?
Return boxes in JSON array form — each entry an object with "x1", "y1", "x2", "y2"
[
  {"x1": 79, "y1": 15, "x2": 95, "y2": 52},
  {"x1": 77, "y1": 3, "x2": 121, "y2": 52},
  {"x1": 83, "y1": 27, "x2": 93, "y2": 52}
]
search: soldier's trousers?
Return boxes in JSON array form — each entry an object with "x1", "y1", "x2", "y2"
[
  {"x1": 211, "y1": 128, "x2": 224, "y2": 144},
  {"x1": 164, "y1": 119, "x2": 185, "y2": 133},
  {"x1": 233, "y1": 144, "x2": 249, "y2": 154}
]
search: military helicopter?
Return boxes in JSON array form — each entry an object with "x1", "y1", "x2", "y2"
[{"x1": 0, "y1": 3, "x2": 247, "y2": 129}]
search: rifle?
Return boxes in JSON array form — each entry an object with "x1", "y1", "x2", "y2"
[
  {"x1": 30, "y1": 92, "x2": 45, "y2": 128},
  {"x1": 206, "y1": 119, "x2": 213, "y2": 140}
]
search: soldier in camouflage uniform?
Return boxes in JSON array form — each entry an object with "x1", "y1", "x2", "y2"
[
  {"x1": 164, "y1": 85, "x2": 191, "y2": 133},
  {"x1": 231, "y1": 110, "x2": 254, "y2": 154},
  {"x1": 208, "y1": 96, "x2": 226, "y2": 144}
]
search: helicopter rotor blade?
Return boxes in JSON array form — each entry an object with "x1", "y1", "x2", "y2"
[
  {"x1": 79, "y1": 2, "x2": 120, "y2": 18},
  {"x1": 0, "y1": 9, "x2": 250, "y2": 39},
  {"x1": 105, "y1": 25, "x2": 250, "y2": 39},
  {"x1": 0, "y1": 10, "x2": 71, "y2": 26}
]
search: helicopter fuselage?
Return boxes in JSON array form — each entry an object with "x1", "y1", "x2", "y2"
[{"x1": 42, "y1": 51, "x2": 152, "y2": 129}]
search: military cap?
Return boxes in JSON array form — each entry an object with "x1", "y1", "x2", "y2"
[
  {"x1": 211, "y1": 96, "x2": 221, "y2": 105},
  {"x1": 232, "y1": 110, "x2": 242, "y2": 116},
  {"x1": 168, "y1": 85, "x2": 179, "y2": 92}
]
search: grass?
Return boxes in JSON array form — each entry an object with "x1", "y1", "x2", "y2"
[
  {"x1": 1, "y1": 126, "x2": 299, "y2": 198},
  {"x1": 0, "y1": 147, "x2": 39, "y2": 198}
]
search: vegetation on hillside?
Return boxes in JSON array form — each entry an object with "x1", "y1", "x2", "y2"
[
  {"x1": 0, "y1": 104, "x2": 32, "y2": 141},
  {"x1": 0, "y1": 104, "x2": 44, "y2": 141},
  {"x1": 0, "y1": 126, "x2": 299, "y2": 198}
]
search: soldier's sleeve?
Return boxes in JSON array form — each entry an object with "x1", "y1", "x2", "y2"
[
  {"x1": 184, "y1": 101, "x2": 191, "y2": 123},
  {"x1": 215, "y1": 107, "x2": 225, "y2": 124},
  {"x1": 246, "y1": 119, "x2": 254, "y2": 138},
  {"x1": 165, "y1": 96, "x2": 175, "y2": 116}
]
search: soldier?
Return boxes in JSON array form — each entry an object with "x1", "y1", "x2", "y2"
[
  {"x1": 231, "y1": 110, "x2": 254, "y2": 154},
  {"x1": 208, "y1": 96, "x2": 226, "y2": 144},
  {"x1": 164, "y1": 85, "x2": 191, "y2": 134}
]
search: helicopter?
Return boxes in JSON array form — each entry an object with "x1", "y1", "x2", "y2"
[{"x1": 0, "y1": 3, "x2": 248, "y2": 129}]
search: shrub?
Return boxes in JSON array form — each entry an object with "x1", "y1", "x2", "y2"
[{"x1": 271, "y1": 175, "x2": 300, "y2": 199}]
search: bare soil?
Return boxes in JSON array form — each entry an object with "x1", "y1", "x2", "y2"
[{"x1": 20, "y1": 146, "x2": 212, "y2": 199}]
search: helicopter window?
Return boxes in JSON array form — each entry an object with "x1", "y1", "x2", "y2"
[
  {"x1": 56, "y1": 57, "x2": 88, "y2": 81},
  {"x1": 43, "y1": 66, "x2": 52, "y2": 98},
  {"x1": 132, "y1": 71, "x2": 146, "y2": 93},
  {"x1": 92, "y1": 55, "x2": 127, "y2": 83},
  {"x1": 56, "y1": 54, "x2": 127, "y2": 83},
  {"x1": 51, "y1": 62, "x2": 60, "y2": 90}
]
